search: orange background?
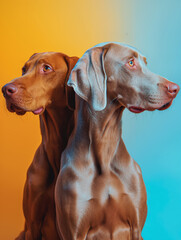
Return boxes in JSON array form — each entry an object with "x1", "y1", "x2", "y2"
[
  {"x1": 0, "y1": 1, "x2": 130, "y2": 239},
  {"x1": 1, "y1": 1, "x2": 181, "y2": 240}
]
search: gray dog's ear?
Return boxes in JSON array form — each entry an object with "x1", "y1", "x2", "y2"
[{"x1": 67, "y1": 47, "x2": 108, "y2": 111}]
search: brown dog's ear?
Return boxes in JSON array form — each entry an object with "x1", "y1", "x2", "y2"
[
  {"x1": 64, "y1": 56, "x2": 79, "y2": 111},
  {"x1": 67, "y1": 47, "x2": 108, "y2": 111}
]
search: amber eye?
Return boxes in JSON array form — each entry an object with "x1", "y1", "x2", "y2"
[
  {"x1": 128, "y1": 59, "x2": 134, "y2": 67},
  {"x1": 43, "y1": 64, "x2": 52, "y2": 72}
]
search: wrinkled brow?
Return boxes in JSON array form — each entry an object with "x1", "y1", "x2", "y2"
[
  {"x1": 122, "y1": 51, "x2": 139, "y2": 62},
  {"x1": 22, "y1": 59, "x2": 45, "y2": 71},
  {"x1": 38, "y1": 59, "x2": 51, "y2": 64},
  {"x1": 132, "y1": 51, "x2": 139, "y2": 58},
  {"x1": 127, "y1": 51, "x2": 139, "y2": 60},
  {"x1": 22, "y1": 60, "x2": 35, "y2": 72}
]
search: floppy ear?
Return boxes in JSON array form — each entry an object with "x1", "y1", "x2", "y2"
[
  {"x1": 67, "y1": 47, "x2": 108, "y2": 111},
  {"x1": 64, "y1": 56, "x2": 79, "y2": 110}
]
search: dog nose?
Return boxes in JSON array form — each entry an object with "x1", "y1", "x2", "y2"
[
  {"x1": 2, "y1": 84, "x2": 18, "y2": 97},
  {"x1": 166, "y1": 82, "x2": 180, "y2": 97}
]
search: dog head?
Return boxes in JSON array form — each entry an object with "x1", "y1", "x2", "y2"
[
  {"x1": 2, "y1": 52, "x2": 78, "y2": 115},
  {"x1": 68, "y1": 42, "x2": 179, "y2": 113}
]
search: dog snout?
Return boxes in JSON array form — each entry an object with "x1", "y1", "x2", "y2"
[
  {"x1": 158, "y1": 80, "x2": 180, "y2": 98},
  {"x1": 167, "y1": 82, "x2": 180, "y2": 97},
  {"x1": 2, "y1": 83, "x2": 18, "y2": 98}
]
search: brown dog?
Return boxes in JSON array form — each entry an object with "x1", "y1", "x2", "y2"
[
  {"x1": 55, "y1": 43, "x2": 179, "y2": 240},
  {"x1": 2, "y1": 52, "x2": 78, "y2": 240}
]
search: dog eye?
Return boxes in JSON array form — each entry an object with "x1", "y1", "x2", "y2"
[
  {"x1": 22, "y1": 67, "x2": 26, "y2": 75},
  {"x1": 128, "y1": 59, "x2": 134, "y2": 67},
  {"x1": 43, "y1": 64, "x2": 52, "y2": 72}
]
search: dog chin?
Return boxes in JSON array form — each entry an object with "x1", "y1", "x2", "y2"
[
  {"x1": 128, "y1": 100, "x2": 173, "y2": 113},
  {"x1": 157, "y1": 100, "x2": 173, "y2": 111},
  {"x1": 145, "y1": 100, "x2": 173, "y2": 112},
  {"x1": 7, "y1": 103, "x2": 26, "y2": 115}
]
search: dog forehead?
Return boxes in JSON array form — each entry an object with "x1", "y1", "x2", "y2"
[
  {"x1": 40, "y1": 52, "x2": 67, "y2": 67},
  {"x1": 108, "y1": 45, "x2": 134, "y2": 60},
  {"x1": 94, "y1": 42, "x2": 141, "y2": 52},
  {"x1": 88, "y1": 42, "x2": 144, "y2": 62},
  {"x1": 108, "y1": 44, "x2": 144, "y2": 62},
  {"x1": 25, "y1": 52, "x2": 66, "y2": 68},
  {"x1": 27, "y1": 52, "x2": 59, "y2": 62},
  {"x1": 24, "y1": 52, "x2": 47, "y2": 66}
]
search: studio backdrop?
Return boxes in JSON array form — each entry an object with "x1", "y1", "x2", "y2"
[{"x1": 0, "y1": 0, "x2": 180, "y2": 239}]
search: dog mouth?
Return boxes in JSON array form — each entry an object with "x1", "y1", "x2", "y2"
[
  {"x1": 8, "y1": 103, "x2": 26, "y2": 115},
  {"x1": 158, "y1": 100, "x2": 173, "y2": 111},
  {"x1": 7, "y1": 103, "x2": 44, "y2": 115},
  {"x1": 128, "y1": 106, "x2": 145, "y2": 113},
  {"x1": 129, "y1": 99, "x2": 173, "y2": 113}
]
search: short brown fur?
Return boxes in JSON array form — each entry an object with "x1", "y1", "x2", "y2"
[{"x1": 2, "y1": 52, "x2": 78, "y2": 240}]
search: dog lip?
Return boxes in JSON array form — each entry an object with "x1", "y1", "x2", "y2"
[
  {"x1": 8, "y1": 103, "x2": 15, "y2": 112},
  {"x1": 32, "y1": 107, "x2": 44, "y2": 115},
  {"x1": 158, "y1": 100, "x2": 173, "y2": 111},
  {"x1": 128, "y1": 106, "x2": 145, "y2": 113},
  {"x1": 9, "y1": 103, "x2": 26, "y2": 115},
  {"x1": 8, "y1": 102, "x2": 44, "y2": 115}
]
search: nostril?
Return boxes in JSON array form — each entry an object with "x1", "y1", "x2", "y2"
[
  {"x1": 8, "y1": 88, "x2": 15, "y2": 93},
  {"x1": 5, "y1": 84, "x2": 18, "y2": 96},
  {"x1": 167, "y1": 84, "x2": 180, "y2": 95},
  {"x1": 170, "y1": 89, "x2": 176, "y2": 93}
]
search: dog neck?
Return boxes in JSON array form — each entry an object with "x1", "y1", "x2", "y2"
[
  {"x1": 72, "y1": 97, "x2": 131, "y2": 173},
  {"x1": 39, "y1": 106, "x2": 74, "y2": 173}
]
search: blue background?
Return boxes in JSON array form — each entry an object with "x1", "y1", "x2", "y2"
[{"x1": 120, "y1": 1, "x2": 181, "y2": 239}]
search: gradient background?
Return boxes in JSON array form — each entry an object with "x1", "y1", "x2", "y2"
[{"x1": 0, "y1": 0, "x2": 181, "y2": 239}]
